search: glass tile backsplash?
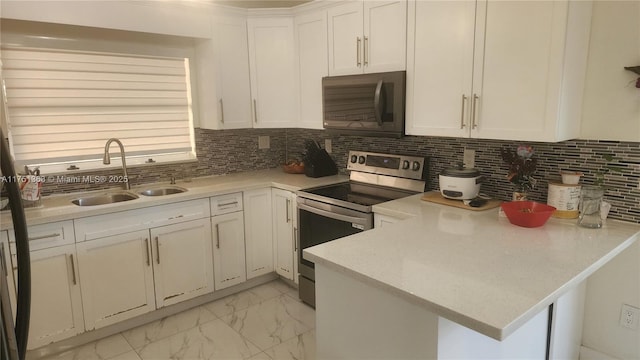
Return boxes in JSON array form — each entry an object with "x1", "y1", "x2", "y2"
[{"x1": 40, "y1": 128, "x2": 639, "y2": 224}]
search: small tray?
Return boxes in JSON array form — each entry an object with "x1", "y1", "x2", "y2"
[{"x1": 421, "y1": 191, "x2": 502, "y2": 211}]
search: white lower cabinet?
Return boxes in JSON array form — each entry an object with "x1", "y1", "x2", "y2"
[
  {"x1": 25, "y1": 244, "x2": 84, "y2": 349},
  {"x1": 7, "y1": 221, "x2": 84, "y2": 349},
  {"x1": 0, "y1": 231, "x2": 17, "y2": 321},
  {"x1": 243, "y1": 188, "x2": 274, "y2": 279},
  {"x1": 150, "y1": 218, "x2": 214, "y2": 307},
  {"x1": 212, "y1": 212, "x2": 246, "y2": 290},
  {"x1": 76, "y1": 230, "x2": 156, "y2": 331},
  {"x1": 272, "y1": 188, "x2": 296, "y2": 281}
]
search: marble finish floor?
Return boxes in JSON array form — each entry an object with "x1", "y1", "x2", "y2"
[{"x1": 41, "y1": 280, "x2": 316, "y2": 360}]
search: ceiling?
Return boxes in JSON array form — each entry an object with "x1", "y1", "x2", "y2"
[{"x1": 213, "y1": 0, "x2": 312, "y2": 8}]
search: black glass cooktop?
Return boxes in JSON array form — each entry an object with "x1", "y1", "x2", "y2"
[{"x1": 303, "y1": 182, "x2": 415, "y2": 207}]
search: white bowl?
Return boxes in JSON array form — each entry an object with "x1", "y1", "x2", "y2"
[{"x1": 561, "y1": 171, "x2": 583, "y2": 185}]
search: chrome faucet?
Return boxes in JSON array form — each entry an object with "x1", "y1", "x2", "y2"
[{"x1": 103, "y1": 138, "x2": 130, "y2": 190}]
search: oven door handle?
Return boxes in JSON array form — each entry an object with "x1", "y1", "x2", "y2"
[{"x1": 297, "y1": 202, "x2": 369, "y2": 227}]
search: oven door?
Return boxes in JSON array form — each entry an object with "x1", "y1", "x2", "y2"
[
  {"x1": 297, "y1": 198, "x2": 373, "y2": 281},
  {"x1": 297, "y1": 198, "x2": 373, "y2": 307}
]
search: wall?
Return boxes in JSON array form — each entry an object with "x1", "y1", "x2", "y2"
[{"x1": 580, "y1": 1, "x2": 640, "y2": 141}]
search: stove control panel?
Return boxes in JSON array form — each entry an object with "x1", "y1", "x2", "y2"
[{"x1": 347, "y1": 151, "x2": 428, "y2": 181}]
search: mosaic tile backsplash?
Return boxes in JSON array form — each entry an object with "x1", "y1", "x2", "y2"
[
  {"x1": 286, "y1": 129, "x2": 640, "y2": 224},
  {"x1": 40, "y1": 127, "x2": 639, "y2": 223}
]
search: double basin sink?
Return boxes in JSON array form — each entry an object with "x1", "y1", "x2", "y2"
[{"x1": 71, "y1": 186, "x2": 187, "y2": 206}]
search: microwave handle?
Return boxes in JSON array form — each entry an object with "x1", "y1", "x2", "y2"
[{"x1": 374, "y1": 80, "x2": 384, "y2": 126}]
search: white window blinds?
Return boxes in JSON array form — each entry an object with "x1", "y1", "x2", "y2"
[{"x1": 1, "y1": 46, "x2": 196, "y2": 173}]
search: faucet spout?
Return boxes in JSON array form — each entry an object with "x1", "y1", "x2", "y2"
[{"x1": 103, "y1": 138, "x2": 130, "y2": 190}]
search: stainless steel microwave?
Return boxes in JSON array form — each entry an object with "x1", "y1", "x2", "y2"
[{"x1": 322, "y1": 71, "x2": 405, "y2": 138}]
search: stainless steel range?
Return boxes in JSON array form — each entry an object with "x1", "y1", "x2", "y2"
[{"x1": 296, "y1": 150, "x2": 428, "y2": 307}]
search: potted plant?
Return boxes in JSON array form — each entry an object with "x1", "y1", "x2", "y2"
[
  {"x1": 579, "y1": 153, "x2": 624, "y2": 227},
  {"x1": 500, "y1": 145, "x2": 537, "y2": 201}
]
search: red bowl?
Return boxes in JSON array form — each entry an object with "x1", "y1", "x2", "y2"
[{"x1": 501, "y1": 201, "x2": 556, "y2": 228}]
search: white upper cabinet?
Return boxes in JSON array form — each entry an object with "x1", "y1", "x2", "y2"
[
  {"x1": 247, "y1": 17, "x2": 299, "y2": 128},
  {"x1": 295, "y1": 10, "x2": 328, "y2": 129},
  {"x1": 213, "y1": 15, "x2": 253, "y2": 129},
  {"x1": 328, "y1": 0, "x2": 407, "y2": 76},
  {"x1": 406, "y1": 0, "x2": 592, "y2": 142},
  {"x1": 197, "y1": 12, "x2": 253, "y2": 130}
]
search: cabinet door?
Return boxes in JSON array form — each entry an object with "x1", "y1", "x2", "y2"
[
  {"x1": 247, "y1": 17, "x2": 298, "y2": 128},
  {"x1": 212, "y1": 212, "x2": 246, "y2": 290},
  {"x1": 471, "y1": 0, "x2": 572, "y2": 141},
  {"x1": 272, "y1": 189, "x2": 294, "y2": 280},
  {"x1": 150, "y1": 218, "x2": 214, "y2": 308},
  {"x1": 25, "y1": 244, "x2": 84, "y2": 349},
  {"x1": 406, "y1": 0, "x2": 475, "y2": 137},
  {"x1": 0, "y1": 232, "x2": 16, "y2": 321},
  {"x1": 213, "y1": 15, "x2": 253, "y2": 129},
  {"x1": 363, "y1": 0, "x2": 407, "y2": 73},
  {"x1": 76, "y1": 230, "x2": 155, "y2": 330},
  {"x1": 295, "y1": 10, "x2": 328, "y2": 129},
  {"x1": 243, "y1": 188, "x2": 273, "y2": 279},
  {"x1": 327, "y1": 1, "x2": 364, "y2": 75}
]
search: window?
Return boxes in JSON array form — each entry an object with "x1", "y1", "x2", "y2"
[{"x1": 1, "y1": 46, "x2": 196, "y2": 174}]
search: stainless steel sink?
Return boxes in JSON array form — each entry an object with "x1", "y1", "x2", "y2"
[
  {"x1": 71, "y1": 192, "x2": 139, "y2": 206},
  {"x1": 139, "y1": 186, "x2": 187, "y2": 197}
]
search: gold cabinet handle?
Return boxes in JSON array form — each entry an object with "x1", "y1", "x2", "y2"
[
  {"x1": 357, "y1": 37, "x2": 362, "y2": 67},
  {"x1": 293, "y1": 227, "x2": 298, "y2": 252},
  {"x1": 471, "y1": 94, "x2": 479, "y2": 129},
  {"x1": 215, "y1": 224, "x2": 220, "y2": 249},
  {"x1": 253, "y1": 99, "x2": 258, "y2": 123},
  {"x1": 460, "y1": 94, "x2": 468, "y2": 129},
  {"x1": 155, "y1": 237, "x2": 160, "y2": 264},
  {"x1": 69, "y1": 254, "x2": 77, "y2": 285},
  {"x1": 364, "y1": 36, "x2": 369, "y2": 66},
  {"x1": 0, "y1": 243, "x2": 7, "y2": 276},
  {"x1": 219, "y1": 99, "x2": 225, "y2": 124},
  {"x1": 29, "y1": 233, "x2": 61, "y2": 241},
  {"x1": 145, "y1": 238, "x2": 150, "y2": 266},
  {"x1": 286, "y1": 199, "x2": 291, "y2": 223}
]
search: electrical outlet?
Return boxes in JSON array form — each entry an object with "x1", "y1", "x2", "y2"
[
  {"x1": 620, "y1": 304, "x2": 640, "y2": 330},
  {"x1": 463, "y1": 148, "x2": 475, "y2": 169},
  {"x1": 258, "y1": 135, "x2": 270, "y2": 149},
  {"x1": 325, "y1": 139, "x2": 332, "y2": 154}
]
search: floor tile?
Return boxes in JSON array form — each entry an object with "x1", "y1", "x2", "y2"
[
  {"x1": 221, "y1": 294, "x2": 315, "y2": 351},
  {"x1": 137, "y1": 318, "x2": 260, "y2": 360},
  {"x1": 107, "y1": 350, "x2": 142, "y2": 360},
  {"x1": 203, "y1": 288, "x2": 265, "y2": 318},
  {"x1": 41, "y1": 334, "x2": 133, "y2": 360},
  {"x1": 121, "y1": 305, "x2": 217, "y2": 350},
  {"x1": 248, "y1": 352, "x2": 272, "y2": 360},
  {"x1": 264, "y1": 330, "x2": 316, "y2": 360}
]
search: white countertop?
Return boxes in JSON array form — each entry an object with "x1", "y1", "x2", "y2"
[
  {"x1": 304, "y1": 193, "x2": 640, "y2": 340},
  {"x1": 0, "y1": 169, "x2": 348, "y2": 230}
]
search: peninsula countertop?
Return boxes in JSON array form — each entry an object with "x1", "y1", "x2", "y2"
[
  {"x1": 304, "y1": 193, "x2": 640, "y2": 340},
  {"x1": 0, "y1": 169, "x2": 348, "y2": 230}
]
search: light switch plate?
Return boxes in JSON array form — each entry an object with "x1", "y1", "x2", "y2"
[
  {"x1": 463, "y1": 148, "x2": 475, "y2": 169},
  {"x1": 258, "y1": 135, "x2": 270, "y2": 149}
]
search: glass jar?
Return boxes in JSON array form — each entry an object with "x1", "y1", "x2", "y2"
[{"x1": 577, "y1": 185, "x2": 604, "y2": 228}]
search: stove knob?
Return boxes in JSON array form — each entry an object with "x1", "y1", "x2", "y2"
[
  {"x1": 358, "y1": 156, "x2": 366, "y2": 164},
  {"x1": 412, "y1": 161, "x2": 421, "y2": 171},
  {"x1": 350, "y1": 155, "x2": 358, "y2": 163},
  {"x1": 402, "y1": 160, "x2": 410, "y2": 170}
]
